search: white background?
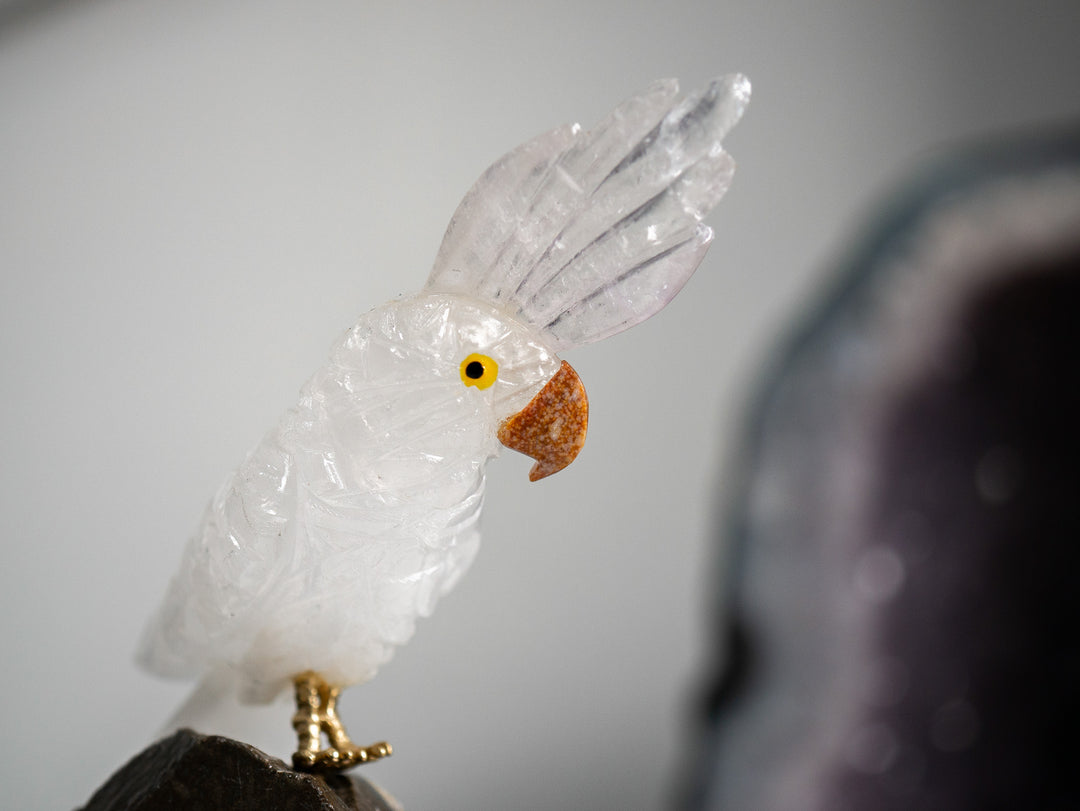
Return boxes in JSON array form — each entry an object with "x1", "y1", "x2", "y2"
[{"x1": 1, "y1": 2, "x2": 1077, "y2": 808}]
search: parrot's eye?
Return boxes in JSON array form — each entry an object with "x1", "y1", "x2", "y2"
[{"x1": 459, "y1": 353, "x2": 498, "y2": 390}]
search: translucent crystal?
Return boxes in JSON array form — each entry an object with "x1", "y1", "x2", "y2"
[
  {"x1": 427, "y1": 74, "x2": 750, "y2": 349},
  {"x1": 139, "y1": 76, "x2": 749, "y2": 703}
]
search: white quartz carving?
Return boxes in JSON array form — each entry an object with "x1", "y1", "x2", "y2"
[{"x1": 138, "y1": 75, "x2": 750, "y2": 702}]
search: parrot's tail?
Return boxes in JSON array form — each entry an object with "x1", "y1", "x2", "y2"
[
  {"x1": 156, "y1": 669, "x2": 295, "y2": 757},
  {"x1": 157, "y1": 669, "x2": 237, "y2": 737}
]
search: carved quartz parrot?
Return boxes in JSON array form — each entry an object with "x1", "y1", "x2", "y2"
[{"x1": 138, "y1": 74, "x2": 750, "y2": 771}]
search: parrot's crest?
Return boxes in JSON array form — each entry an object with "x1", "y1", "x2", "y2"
[{"x1": 426, "y1": 74, "x2": 751, "y2": 350}]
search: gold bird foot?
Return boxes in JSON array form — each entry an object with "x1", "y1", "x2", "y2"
[{"x1": 291, "y1": 670, "x2": 392, "y2": 773}]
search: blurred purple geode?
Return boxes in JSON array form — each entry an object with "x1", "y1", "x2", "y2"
[{"x1": 687, "y1": 129, "x2": 1080, "y2": 811}]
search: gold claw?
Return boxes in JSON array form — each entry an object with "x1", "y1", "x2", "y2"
[{"x1": 290, "y1": 671, "x2": 392, "y2": 773}]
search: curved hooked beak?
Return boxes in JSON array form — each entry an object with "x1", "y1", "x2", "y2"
[{"x1": 497, "y1": 361, "x2": 589, "y2": 481}]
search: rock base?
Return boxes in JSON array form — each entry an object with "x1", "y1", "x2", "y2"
[{"x1": 80, "y1": 728, "x2": 401, "y2": 811}]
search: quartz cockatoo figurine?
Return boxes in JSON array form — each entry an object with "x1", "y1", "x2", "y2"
[{"x1": 138, "y1": 74, "x2": 750, "y2": 772}]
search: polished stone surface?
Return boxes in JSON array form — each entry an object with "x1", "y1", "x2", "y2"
[{"x1": 80, "y1": 729, "x2": 400, "y2": 811}]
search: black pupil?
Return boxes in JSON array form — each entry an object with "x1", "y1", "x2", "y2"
[{"x1": 465, "y1": 361, "x2": 485, "y2": 380}]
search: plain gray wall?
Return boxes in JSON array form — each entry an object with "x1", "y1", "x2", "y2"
[{"x1": 1, "y1": 1, "x2": 1077, "y2": 808}]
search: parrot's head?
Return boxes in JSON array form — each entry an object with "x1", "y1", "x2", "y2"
[
  {"x1": 424, "y1": 294, "x2": 589, "y2": 482},
  {"x1": 416, "y1": 74, "x2": 748, "y2": 482},
  {"x1": 334, "y1": 292, "x2": 581, "y2": 484},
  {"x1": 332, "y1": 74, "x2": 748, "y2": 489}
]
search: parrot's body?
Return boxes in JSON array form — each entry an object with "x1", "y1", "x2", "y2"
[
  {"x1": 142, "y1": 294, "x2": 559, "y2": 701},
  {"x1": 138, "y1": 75, "x2": 750, "y2": 769}
]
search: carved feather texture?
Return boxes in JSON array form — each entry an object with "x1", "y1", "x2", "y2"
[
  {"x1": 139, "y1": 295, "x2": 559, "y2": 701},
  {"x1": 427, "y1": 74, "x2": 750, "y2": 349}
]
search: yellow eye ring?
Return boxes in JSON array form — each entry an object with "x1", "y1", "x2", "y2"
[{"x1": 460, "y1": 353, "x2": 499, "y2": 390}]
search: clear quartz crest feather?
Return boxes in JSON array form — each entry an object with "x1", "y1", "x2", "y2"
[{"x1": 139, "y1": 76, "x2": 750, "y2": 714}]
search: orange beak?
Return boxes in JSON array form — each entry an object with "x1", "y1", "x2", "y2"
[{"x1": 497, "y1": 361, "x2": 589, "y2": 481}]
